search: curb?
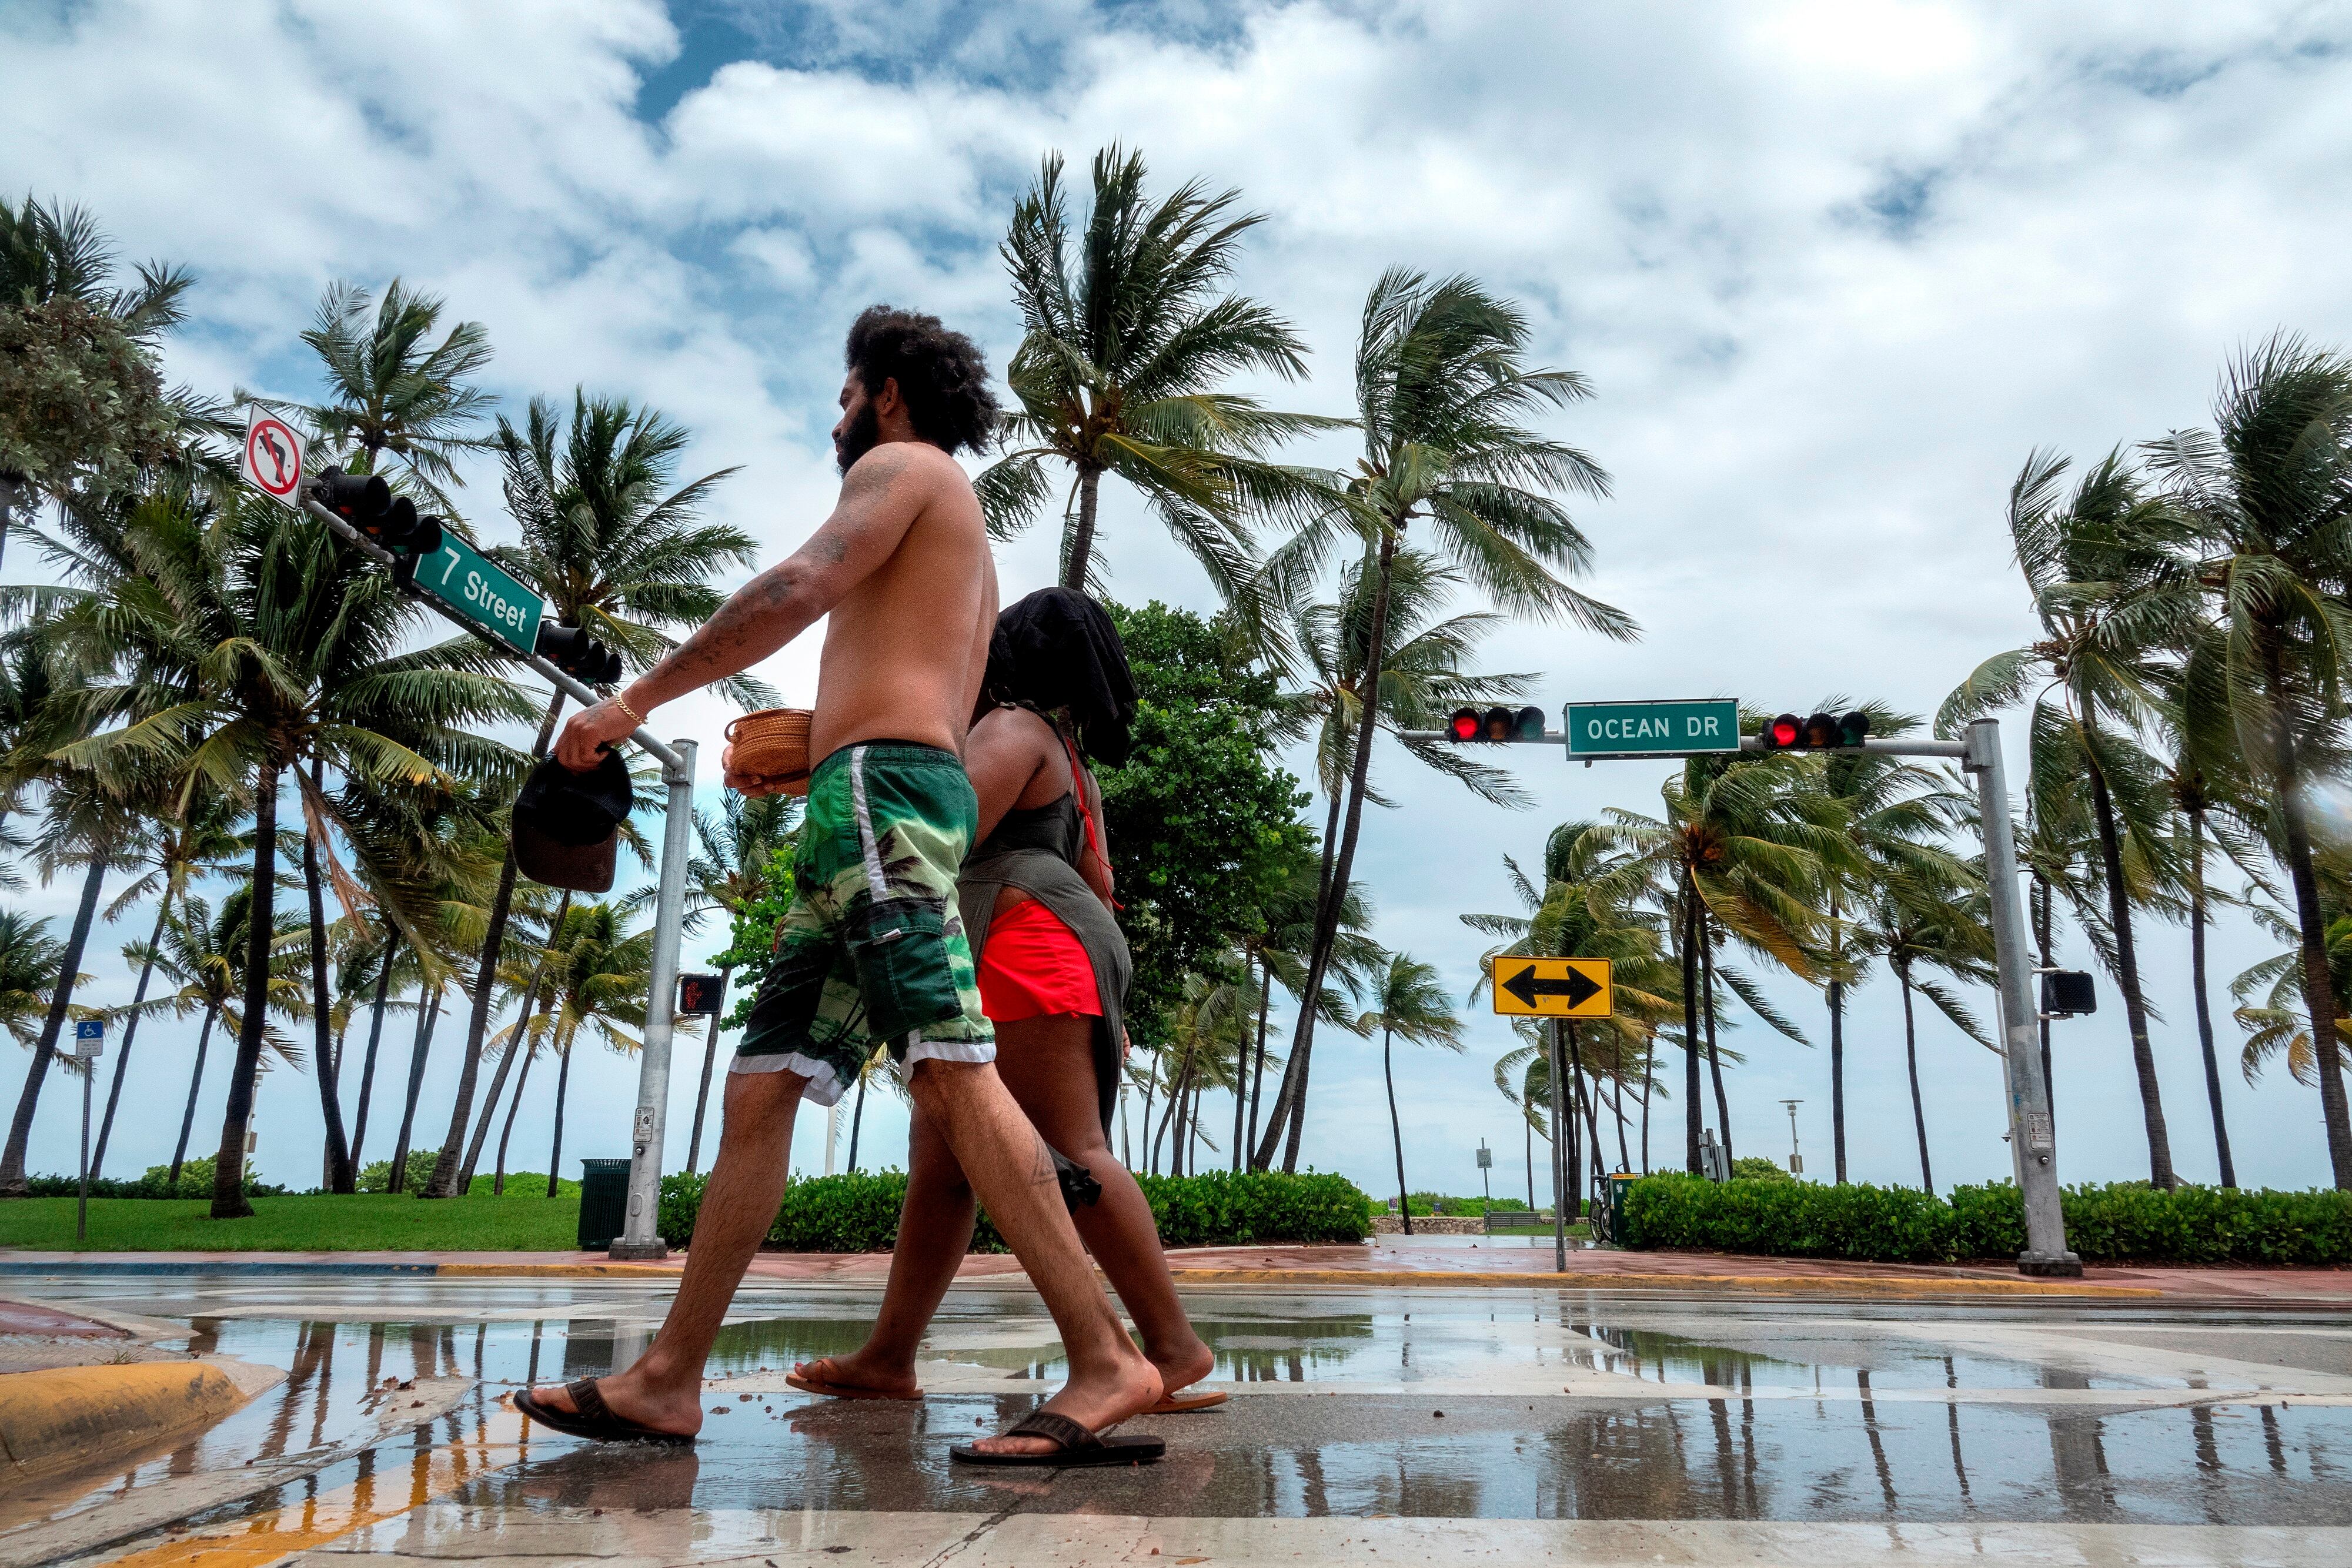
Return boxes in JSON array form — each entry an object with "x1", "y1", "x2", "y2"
[
  {"x1": 0, "y1": 1362, "x2": 246, "y2": 1477},
  {"x1": 1, "y1": 1257, "x2": 2163, "y2": 1296},
  {"x1": 1161, "y1": 1268, "x2": 2166, "y2": 1297}
]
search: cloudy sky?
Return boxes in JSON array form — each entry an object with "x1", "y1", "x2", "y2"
[{"x1": 9, "y1": 0, "x2": 2352, "y2": 1202}]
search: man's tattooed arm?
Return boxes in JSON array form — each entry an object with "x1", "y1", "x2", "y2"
[{"x1": 618, "y1": 447, "x2": 924, "y2": 713}]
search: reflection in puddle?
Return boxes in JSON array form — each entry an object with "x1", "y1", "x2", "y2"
[{"x1": 6, "y1": 1293, "x2": 2350, "y2": 1542}]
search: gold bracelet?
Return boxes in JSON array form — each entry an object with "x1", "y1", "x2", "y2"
[{"x1": 613, "y1": 695, "x2": 644, "y2": 726}]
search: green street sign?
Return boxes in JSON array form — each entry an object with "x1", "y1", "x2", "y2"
[
  {"x1": 412, "y1": 536, "x2": 543, "y2": 655},
  {"x1": 1566, "y1": 698, "x2": 1740, "y2": 757}
]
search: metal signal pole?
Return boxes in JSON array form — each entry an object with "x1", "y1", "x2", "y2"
[{"x1": 1548, "y1": 1019, "x2": 1569, "y2": 1273}]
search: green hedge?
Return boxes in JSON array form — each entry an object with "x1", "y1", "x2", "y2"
[
  {"x1": 1621, "y1": 1173, "x2": 2352, "y2": 1265},
  {"x1": 20, "y1": 1157, "x2": 289, "y2": 1199},
  {"x1": 658, "y1": 1168, "x2": 1372, "y2": 1252}
]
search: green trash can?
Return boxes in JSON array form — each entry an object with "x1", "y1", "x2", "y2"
[
  {"x1": 576, "y1": 1159, "x2": 633, "y2": 1250},
  {"x1": 1601, "y1": 1171, "x2": 1642, "y2": 1246}
]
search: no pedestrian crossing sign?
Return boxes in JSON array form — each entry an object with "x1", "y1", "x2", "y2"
[
  {"x1": 71, "y1": 1018, "x2": 105, "y2": 1060},
  {"x1": 1566, "y1": 698, "x2": 1739, "y2": 758},
  {"x1": 240, "y1": 410, "x2": 306, "y2": 508},
  {"x1": 1489, "y1": 957, "x2": 1613, "y2": 1018},
  {"x1": 412, "y1": 534, "x2": 544, "y2": 656}
]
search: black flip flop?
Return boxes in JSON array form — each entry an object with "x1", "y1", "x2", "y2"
[
  {"x1": 951, "y1": 1408, "x2": 1165, "y2": 1468},
  {"x1": 513, "y1": 1378, "x2": 694, "y2": 1444}
]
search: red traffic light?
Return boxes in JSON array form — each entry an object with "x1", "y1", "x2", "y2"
[
  {"x1": 1758, "y1": 708, "x2": 1873, "y2": 750},
  {"x1": 1449, "y1": 708, "x2": 1481, "y2": 741}
]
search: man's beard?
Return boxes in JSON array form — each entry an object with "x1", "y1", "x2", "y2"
[{"x1": 834, "y1": 400, "x2": 880, "y2": 475}]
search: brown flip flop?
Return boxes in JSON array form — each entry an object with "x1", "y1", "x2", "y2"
[
  {"x1": 950, "y1": 1408, "x2": 1164, "y2": 1467},
  {"x1": 784, "y1": 1359, "x2": 923, "y2": 1401},
  {"x1": 1149, "y1": 1388, "x2": 1228, "y2": 1413}
]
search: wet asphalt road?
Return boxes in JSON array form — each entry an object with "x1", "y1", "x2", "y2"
[{"x1": 5, "y1": 1273, "x2": 2350, "y2": 1565}]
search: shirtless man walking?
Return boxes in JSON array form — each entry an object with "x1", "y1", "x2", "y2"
[{"x1": 516, "y1": 307, "x2": 1164, "y2": 1464}]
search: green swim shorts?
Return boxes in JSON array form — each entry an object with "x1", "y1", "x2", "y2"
[{"x1": 731, "y1": 741, "x2": 995, "y2": 1105}]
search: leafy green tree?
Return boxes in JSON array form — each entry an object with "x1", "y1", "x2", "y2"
[
  {"x1": 1097, "y1": 600, "x2": 1312, "y2": 1039},
  {"x1": 1261, "y1": 270, "x2": 1629, "y2": 1175},
  {"x1": 2146, "y1": 334, "x2": 2352, "y2": 1188},
  {"x1": 1358, "y1": 950, "x2": 1463, "y2": 1234},
  {"x1": 981, "y1": 146, "x2": 1338, "y2": 600},
  {"x1": 1940, "y1": 450, "x2": 2197, "y2": 1186},
  {"x1": 0, "y1": 195, "x2": 193, "y2": 568}
]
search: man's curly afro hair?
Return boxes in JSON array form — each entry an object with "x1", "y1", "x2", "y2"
[{"x1": 844, "y1": 305, "x2": 1000, "y2": 457}]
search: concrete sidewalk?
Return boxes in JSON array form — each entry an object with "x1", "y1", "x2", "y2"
[{"x1": 6, "y1": 1241, "x2": 2348, "y2": 1303}]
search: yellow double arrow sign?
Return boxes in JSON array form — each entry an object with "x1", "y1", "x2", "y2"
[{"x1": 1488, "y1": 956, "x2": 1613, "y2": 1018}]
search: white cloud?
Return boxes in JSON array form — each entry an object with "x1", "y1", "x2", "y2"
[{"x1": 5, "y1": 0, "x2": 2348, "y2": 1198}]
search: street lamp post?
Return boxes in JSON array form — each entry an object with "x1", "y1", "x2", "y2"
[{"x1": 1780, "y1": 1098, "x2": 1803, "y2": 1176}]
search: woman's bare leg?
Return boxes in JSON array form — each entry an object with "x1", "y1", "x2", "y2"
[
  {"x1": 806, "y1": 1015, "x2": 1211, "y2": 1400},
  {"x1": 794, "y1": 1102, "x2": 973, "y2": 1395},
  {"x1": 995, "y1": 1014, "x2": 1212, "y2": 1395}
]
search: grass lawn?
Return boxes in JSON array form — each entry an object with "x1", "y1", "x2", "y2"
[{"x1": 0, "y1": 1192, "x2": 585, "y2": 1252}]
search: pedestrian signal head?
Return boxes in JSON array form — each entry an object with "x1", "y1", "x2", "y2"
[
  {"x1": 1759, "y1": 708, "x2": 1872, "y2": 751},
  {"x1": 677, "y1": 972, "x2": 725, "y2": 1017},
  {"x1": 536, "y1": 623, "x2": 624, "y2": 685}
]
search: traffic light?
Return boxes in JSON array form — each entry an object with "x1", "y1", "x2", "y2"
[
  {"x1": 1757, "y1": 709, "x2": 1871, "y2": 751},
  {"x1": 677, "y1": 972, "x2": 726, "y2": 1018},
  {"x1": 316, "y1": 466, "x2": 443, "y2": 554},
  {"x1": 2040, "y1": 970, "x2": 2096, "y2": 1018},
  {"x1": 536, "y1": 623, "x2": 624, "y2": 684},
  {"x1": 1447, "y1": 705, "x2": 1546, "y2": 743}
]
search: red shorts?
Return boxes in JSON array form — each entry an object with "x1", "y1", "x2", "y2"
[{"x1": 976, "y1": 898, "x2": 1102, "y2": 1021}]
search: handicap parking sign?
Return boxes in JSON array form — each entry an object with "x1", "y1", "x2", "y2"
[{"x1": 71, "y1": 1018, "x2": 104, "y2": 1059}]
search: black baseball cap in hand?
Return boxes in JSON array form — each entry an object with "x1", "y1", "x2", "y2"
[{"x1": 513, "y1": 750, "x2": 632, "y2": 893}]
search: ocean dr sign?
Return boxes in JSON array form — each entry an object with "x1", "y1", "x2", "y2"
[{"x1": 1565, "y1": 698, "x2": 1740, "y2": 757}]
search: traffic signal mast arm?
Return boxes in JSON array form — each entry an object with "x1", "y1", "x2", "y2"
[
  {"x1": 301, "y1": 490, "x2": 684, "y2": 774},
  {"x1": 1396, "y1": 724, "x2": 1968, "y2": 760}
]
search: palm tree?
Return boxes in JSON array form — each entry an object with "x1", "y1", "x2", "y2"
[
  {"x1": 89, "y1": 791, "x2": 239, "y2": 1179},
  {"x1": 2146, "y1": 335, "x2": 2352, "y2": 1188},
  {"x1": 686, "y1": 790, "x2": 800, "y2": 1172},
  {"x1": 1604, "y1": 745, "x2": 1841, "y2": 1172},
  {"x1": 0, "y1": 783, "x2": 141, "y2": 1193},
  {"x1": 1359, "y1": 951, "x2": 1463, "y2": 1233},
  {"x1": 420, "y1": 392, "x2": 756, "y2": 1199},
  {"x1": 0, "y1": 909, "x2": 64, "y2": 1047},
  {"x1": 1868, "y1": 873, "x2": 1998, "y2": 1193},
  {"x1": 1468, "y1": 822, "x2": 1681, "y2": 1193},
  {"x1": 1257, "y1": 270, "x2": 1629, "y2": 1175},
  {"x1": 1813, "y1": 703, "x2": 1973, "y2": 1182},
  {"x1": 1940, "y1": 449, "x2": 2199, "y2": 1186},
  {"x1": 536, "y1": 899, "x2": 660, "y2": 1198},
  {"x1": 280, "y1": 279, "x2": 494, "y2": 509},
  {"x1": 981, "y1": 145, "x2": 1339, "y2": 601},
  {"x1": 56, "y1": 482, "x2": 532, "y2": 1215},
  {"x1": 457, "y1": 886, "x2": 569, "y2": 1193}
]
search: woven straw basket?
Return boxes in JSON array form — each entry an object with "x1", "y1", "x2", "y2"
[{"x1": 723, "y1": 707, "x2": 814, "y2": 797}]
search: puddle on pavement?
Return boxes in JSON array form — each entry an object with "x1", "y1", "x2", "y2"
[{"x1": 10, "y1": 1295, "x2": 2350, "y2": 1543}]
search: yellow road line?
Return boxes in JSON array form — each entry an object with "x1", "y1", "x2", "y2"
[{"x1": 102, "y1": 1404, "x2": 533, "y2": 1568}]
